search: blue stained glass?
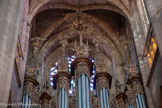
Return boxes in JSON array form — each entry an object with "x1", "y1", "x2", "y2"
[
  {"x1": 50, "y1": 82, "x2": 53, "y2": 86},
  {"x1": 69, "y1": 68, "x2": 71, "y2": 72}
]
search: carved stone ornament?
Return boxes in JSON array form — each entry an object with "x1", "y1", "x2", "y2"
[
  {"x1": 109, "y1": 96, "x2": 117, "y2": 108},
  {"x1": 126, "y1": 77, "x2": 144, "y2": 97},
  {"x1": 51, "y1": 98, "x2": 56, "y2": 108},
  {"x1": 24, "y1": 83, "x2": 34, "y2": 98},
  {"x1": 96, "y1": 72, "x2": 112, "y2": 91},
  {"x1": 91, "y1": 95, "x2": 99, "y2": 108},
  {"x1": 32, "y1": 85, "x2": 40, "y2": 105},
  {"x1": 95, "y1": 48, "x2": 109, "y2": 74},
  {"x1": 75, "y1": 62, "x2": 90, "y2": 80},
  {"x1": 57, "y1": 77, "x2": 69, "y2": 92},
  {"x1": 58, "y1": 64, "x2": 68, "y2": 72},
  {"x1": 95, "y1": 51, "x2": 105, "y2": 65},
  {"x1": 97, "y1": 78, "x2": 109, "y2": 91},
  {"x1": 132, "y1": 83, "x2": 144, "y2": 97},
  {"x1": 23, "y1": 76, "x2": 39, "y2": 98},
  {"x1": 115, "y1": 93, "x2": 127, "y2": 108},
  {"x1": 58, "y1": 38, "x2": 69, "y2": 72},
  {"x1": 125, "y1": 85, "x2": 135, "y2": 105},
  {"x1": 71, "y1": 57, "x2": 92, "y2": 80},
  {"x1": 118, "y1": 101, "x2": 126, "y2": 108},
  {"x1": 40, "y1": 92, "x2": 51, "y2": 101},
  {"x1": 115, "y1": 79, "x2": 122, "y2": 95},
  {"x1": 55, "y1": 72, "x2": 71, "y2": 91},
  {"x1": 96, "y1": 64, "x2": 108, "y2": 74},
  {"x1": 69, "y1": 96, "x2": 76, "y2": 108}
]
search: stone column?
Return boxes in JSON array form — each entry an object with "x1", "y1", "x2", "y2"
[
  {"x1": 143, "y1": 0, "x2": 162, "y2": 57},
  {"x1": 0, "y1": 0, "x2": 24, "y2": 105}
]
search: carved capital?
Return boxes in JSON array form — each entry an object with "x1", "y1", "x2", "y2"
[
  {"x1": 96, "y1": 72, "x2": 112, "y2": 91},
  {"x1": 24, "y1": 76, "x2": 39, "y2": 97},
  {"x1": 55, "y1": 72, "x2": 71, "y2": 91},
  {"x1": 126, "y1": 76, "x2": 144, "y2": 96},
  {"x1": 71, "y1": 57, "x2": 93, "y2": 80}
]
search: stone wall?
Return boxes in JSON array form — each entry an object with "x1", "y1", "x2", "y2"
[
  {"x1": 149, "y1": 54, "x2": 162, "y2": 108},
  {"x1": 0, "y1": 0, "x2": 24, "y2": 107}
]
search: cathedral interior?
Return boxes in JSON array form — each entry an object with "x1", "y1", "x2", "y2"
[{"x1": 0, "y1": 0, "x2": 162, "y2": 108}]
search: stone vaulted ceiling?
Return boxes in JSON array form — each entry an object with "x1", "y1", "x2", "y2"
[{"x1": 29, "y1": 0, "x2": 133, "y2": 84}]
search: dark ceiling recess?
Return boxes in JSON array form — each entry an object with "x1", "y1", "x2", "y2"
[{"x1": 83, "y1": 9, "x2": 126, "y2": 30}]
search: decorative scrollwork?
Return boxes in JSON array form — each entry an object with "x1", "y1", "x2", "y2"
[
  {"x1": 75, "y1": 63, "x2": 90, "y2": 80},
  {"x1": 125, "y1": 85, "x2": 135, "y2": 105},
  {"x1": 91, "y1": 95, "x2": 99, "y2": 108},
  {"x1": 51, "y1": 98, "x2": 56, "y2": 108},
  {"x1": 57, "y1": 76, "x2": 69, "y2": 92},
  {"x1": 69, "y1": 96, "x2": 76, "y2": 108},
  {"x1": 109, "y1": 96, "x2": 117, "y2": 108},
  {"x1": 97, "y1": 77, "x2": 109, "y2": 91}
]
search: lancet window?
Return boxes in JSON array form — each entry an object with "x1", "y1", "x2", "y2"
[{"x1": 137, "y1": 0, "x2": 150, "y2": 36}]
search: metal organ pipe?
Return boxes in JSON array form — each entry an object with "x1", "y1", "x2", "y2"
[
  {"x1": 86, "y1": 77, "x2": 90, "y2": 108},
  {"x1": 59, "y1": 90, "x2": 61, "y2": 108},
  {"x1": 100, "y1": 87, "x2": 109, "y2": 108},
  {"x1": 82, "y1": 74, "x2": 86, "y2": 108},
  {"x1": 136, "y1": 93, "x2": 146, "y2": 108},
  {"x1": 100, "y1": 89, "x2": 104, "y2": 108},
  {"x1": 58, "y1": 88, "x2": 68, "y2": 108},
  {"x1": 141, "y1": 94, "x2": 146, "y2": 108},
  {"x1": 106, "y1": 87, "x2": 109, "y2": 108},
  {"x1": 78, "y1": 78, "x2": 82, "y2": 108},
  {"x1": 65, "y1": 90, "x2": 67, "y2": 108},
  {"x1": 78, "y1": 74, "x2": 90, "y2": 108}
]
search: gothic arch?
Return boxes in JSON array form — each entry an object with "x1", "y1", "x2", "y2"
[{"x1": 29, "y1": 0, "x2": 132, "y2": 22}]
